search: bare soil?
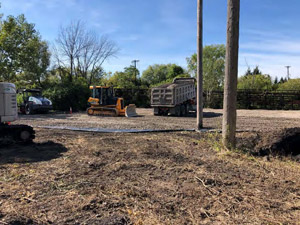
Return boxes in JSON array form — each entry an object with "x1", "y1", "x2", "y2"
[
  {"x1": 16, "y1": 108, "x2": 300, "y2": 132},
  {"x1": 0, "y1": 109, "x2": 299, "y2": 224}
]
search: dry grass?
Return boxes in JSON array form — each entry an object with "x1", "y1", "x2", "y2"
[{"x1": 0, "y1": 129, "x2": 299, "y2": 224}]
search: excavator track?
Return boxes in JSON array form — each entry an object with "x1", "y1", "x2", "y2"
[
  {"x1": 87, "y1": 107, "x2": 118, "y2": 117},
  {"x1": 0, "y1": 124, "x2": 35, "y2": 143}
]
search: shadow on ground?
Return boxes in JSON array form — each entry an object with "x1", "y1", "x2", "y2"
[
  {"x1": 180, "y1": 112, "x2": 222, "y2": 118},
  {"x1": 0, "y1": 141, "x2": 68, "y2": 164},
  {"x1": 18, "y1": 113, "x2": 72, "y2": 121},
  {"x1": 236, "y1": 128, "x2": 300, "y2": 160},
  {"x1": 203, "y1": 112, "x2": 222, "y2": 118}
]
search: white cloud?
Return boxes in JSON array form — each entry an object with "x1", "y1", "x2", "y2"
[
  {"x1": 241, "y1": 40, "x2": 300, "y2": 55},
  {"x1": 241, "y1": 28, "x2": 289, "y2": 40},
  {"x1": 2, "y1": 0, "x2": 35, "y2": 12},
  {"x1": 239, "y1": 52, "x2": 300, "y2": 79},
  {"x1": 239, "y1": 29, "x2": 300, "y2": 78},
  {"x1": 119, "y1": 35, "x2": 141, "y2": 42},
  {"x1": 102, "y1": 53, "x2": 188, "y2": 74},
  {"x1": 2, "y1": 0, "x2": 77, "y2": 13}
]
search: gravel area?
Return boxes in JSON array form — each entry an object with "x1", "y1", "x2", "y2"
[{"x1": 16, "y1": 108, "x2": 300, "y2": 132}]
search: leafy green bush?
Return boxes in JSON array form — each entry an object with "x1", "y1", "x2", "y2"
[
  {"x1": 277, "y1": 79, "x2": 300, "y2": 91},
  {"x1": 43, "y1": 78, "x2": 90, "y2": 112},
  {"x1": 142, "y1": 64, "x2": 189, "y2": 87},
  {"x1": 238, "y1": 74, "x2": 273, "y2": 90}
]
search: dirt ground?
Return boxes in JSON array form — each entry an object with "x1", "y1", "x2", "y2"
[
  {"x1": 0, "y1": 109, "x2": 299, "y2": 224},
  {"x1": 16, "y1": 108, "x2": 300, "y2": 132}
]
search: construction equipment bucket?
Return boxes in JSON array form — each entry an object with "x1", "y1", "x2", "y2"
[{"x1": 125, "y1": 104, "x2": 138, "y2": 117}]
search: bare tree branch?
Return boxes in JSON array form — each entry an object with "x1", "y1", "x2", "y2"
[{"x1": 54, "y1": 20, "x2": 119, "y2": 84}]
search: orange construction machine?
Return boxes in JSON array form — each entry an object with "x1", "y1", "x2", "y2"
[{"x1": 87, "y1": 86, "x2": 137, "y2": 117}]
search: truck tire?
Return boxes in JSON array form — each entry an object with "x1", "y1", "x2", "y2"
[
  {"x1": 25, "y1": 104, "x2": 33, "y2": 115},
  {"x1": 162, "y1": 109, "x2": 169, "y2": 116},
  {"x1": 180, "y1": 104, "x2": 187, "y2": 117},
  {"x1": 154, "y1": 107, "x2": 160, "y2": 116},
  {"x1": 174, "y1": 105, "x2": 181, "y2": 117}
]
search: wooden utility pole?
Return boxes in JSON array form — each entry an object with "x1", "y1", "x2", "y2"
[
  {"x1": 132, "y1": 59, "x2": 139, "y2": 86},
  {"x1": 222, "y1": 0, "x2": 240, "y2": 148},
  {"x1": 285, "y1": 66, "x2": 291, "y2": 80},
  {"x1": 197, "y1": 0, "x2": 203, "y2": 130}
]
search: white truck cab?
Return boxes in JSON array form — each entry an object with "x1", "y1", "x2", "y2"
[{"x1": 0, "y1": 82, "x2": 18, "y2": 123}]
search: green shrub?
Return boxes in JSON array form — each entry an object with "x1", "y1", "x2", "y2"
[
  {"x1": 278, "y1": 79, "x2": 300, "y2": 91},
  {"x1": 43, "y1": 79, "x2": 90, "y2": 112},
  {"x1": 238, "y1": 74, "x2": 273, "y2": 90}
]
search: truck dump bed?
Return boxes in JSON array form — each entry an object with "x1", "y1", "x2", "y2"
[{"x1": 151, "y1": 78, "x2": 196, "y2": 107}]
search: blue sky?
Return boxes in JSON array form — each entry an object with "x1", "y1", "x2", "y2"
[{"x1": 1, "y1": 0, "x2": 300, "y2": 79}]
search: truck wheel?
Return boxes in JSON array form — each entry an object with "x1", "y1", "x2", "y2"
[
  {"x1": 180, "y1": 105, "x2": 187, "y2": 117},
  {"x1": 20, "y1": 130, "x2": 31, "y2": 142},
  {"x1": 158, "y1": 108, "x2": 165, "y2": 116},
  {"x1": 154, "y1": 107, "x2": 160, "y2": 116},
  {"x1": 25, "y1": 105, "x2": 33, "y2": 115},
  {"x1": 185, "y1": 104, "x2": 189, "y2": 116},
  {"x1": 175, "y1": 106, "x2": 181, "y2": 117},
  {"x1": 162, "y1": 109, "x2": 169, "y2": 116}
]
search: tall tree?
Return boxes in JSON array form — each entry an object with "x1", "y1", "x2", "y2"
[
  {"x1": 54, "y1": 20, "x2": 118, "y2": 84},
  {"x1": 222, "y1": 0, "x2": 240, "y2": 149},
  {"x1": 187, "y1": 45, "x2": 226, "y2": 91},
  {"x1": 245, "y1": 66, "x2": 262, "y2": 76},
  {"x1": 0, "y1": 14, "x2": 50, "y2": 83},
  {"x1": 142, "y1": 64, "x2": 188, "y2": 87},
  {"x1": 107, "y1": 66, "x2": 140, "y2": 88}
]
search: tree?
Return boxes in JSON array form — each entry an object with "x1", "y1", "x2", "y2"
[
  {"x1": 222, "y1": 0, "x2": 240, "y2": 149},
  {"x1": 245, "y1": 66, "x2": 262, "y2": 76},
  {"x1": 187, "y1": 44, "x2": 225, "y2": 92},
  {"x1": 21, "y1": 39, "x2": 50, "y2": 86},
  {"x1": 54, "y1": 20, "x2": 118, "y2": 84},
  {"x1": 238, "y1": 74, "x2": 273, "y2": 90},
  {"x1": 252, "y1": 66, "x2": 261, "y2": 76},
  {"x1": 278, "y1": 78, "x2": 300, "y2": 91},
  {"x1": 142, "y1": 64, "x2": 188, "y2": 87},
  {"x1": 106, "y1": 66, "x2": 140, "y2": 88},
  {"x1": 279, "y1": 77, "x2": 287, "y2": 84},
  {"x1": 0, "y1": 14, "x2": 50, "y2": 83},
  {"x1": 142, "y1": 64, "x2": 168, "y2": 86}
]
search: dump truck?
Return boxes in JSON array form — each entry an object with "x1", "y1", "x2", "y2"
[
  {"x1": 0, "y1": 82, "x2": 35, "y2": 142},
  {"x1": 151, "y1": 78, "x2": 196, "y2": 116}
]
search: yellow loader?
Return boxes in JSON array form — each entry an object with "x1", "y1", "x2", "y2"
[{"x1": 87, "y1": 86, "x2": 137, "y2": 117}]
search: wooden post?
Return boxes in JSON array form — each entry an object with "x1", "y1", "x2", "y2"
[
  {"x1": 197, "y1": 0, "x2": 203, "y2": 130},
  {"x1": 222, "y1": 0, "x2": 240, "y2": 148}
]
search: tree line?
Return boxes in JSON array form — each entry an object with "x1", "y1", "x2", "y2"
[{"x1": 0, "y1": 12, "x2": 299, "y2": 111}]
